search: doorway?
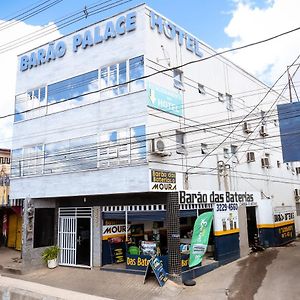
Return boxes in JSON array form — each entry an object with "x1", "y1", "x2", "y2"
[
  {"x1": 246, "y1": 206, "x2": 258, "y2": 247},
  {"x1": 58, "y1": 207, "x2": 92, "y2": 268},
  {"x1": 76, "y1": 218, "x2": 91, "y2": 266}
]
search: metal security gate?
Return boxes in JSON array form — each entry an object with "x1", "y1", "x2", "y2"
[{"x1": 58, "y1": 207, "x2": 92, "y2": 268}]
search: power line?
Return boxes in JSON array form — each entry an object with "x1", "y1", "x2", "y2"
[
  {"x1": 0, "y1": 0, "x2": 63, "y2": 32},
  {"x1": 188, "y1": 54, "x2": 300, "y2": 172}
]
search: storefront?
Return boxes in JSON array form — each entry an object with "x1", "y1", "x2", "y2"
[{"x1": 100, "y1": 201, "x2": 215, "y2": 273}]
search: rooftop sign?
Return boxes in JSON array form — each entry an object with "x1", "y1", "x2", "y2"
[
  {"x1": 149, "y1": 11, "x2": 203, "y2": 58},
  {"x1": 19, "y1": 12, "x2": 137, "y2": 72}
]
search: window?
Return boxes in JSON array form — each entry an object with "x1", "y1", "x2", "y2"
[
  {"x1": 296, "y1": 202, "x2": 300, "y2": 217},
  {"x1": 101, "y1": 62, "x2": 128, "y2": 98},
  {"x1": 11, "y1": 149, "x2": 23, "y2": 177},
  {"x1": 14, "y1": 86, "x2": 46, "y2": 122},
  {"x1": 48, "y1": 70, "x2": 98, "y2": 114},
  {"x1": 277, "y1": 160, "x2": 281, "y2": 168},
  {"x1": 129, "y1": 55, "x2": 144, "y2": 92},
  {"x1": 296, "y1": 167, "x2": 300, "y2": 175},
  {"x1": 261, "y1": 110, "x2": 266, "y2": 125},
  {"x1": 218, "y1": 92, "x2": 225, "y2": 102},
  {"x1": 176, "y1": 130, "x2": 185, "y2": 154},
  {"x1": 231, "y1": 145, "x2": 238, "y2": 156},
  {"x1": 44, "y1": 135, "x2": 97, "y2": 174},
  {"x1": 99, "y1": 125, "x2": 146, "y2": 168},
  {"x1": 23, "y1": 145, "x2": 43, "y2": 176},
  {"x1": 100, "y1": 56, "x2": 144, "y2": 97},
  {"x1": 173, "y1": 69, "x2": 184, "y2": 90},
  {"x1": 226, "y1": 93, "x2": 233, "y2": 111},
  {"x1": 201, "y1": 143, "x2": 208, "y2": 154},
  {"x1": 33, "y1": 208, "x2": 55, "y2": 248},
  {"x1": 224, "y1": 148, "x2": 229, "y2": 158},
  {"x1": 198, "y1": 83, "x2": 206, "y2": 95},
  {"x1": 131, "y1": 125, "x2": 146, "y2": 162}
]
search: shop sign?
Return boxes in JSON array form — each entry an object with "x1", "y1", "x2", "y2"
[
  {"x1": 273, "y1": 207, "x2": 295, "y2": 224},
  {"x1": 102, "y1": 224, "x2": 131, "y2": 240},
  {"x1": 149, "y1": 11, "x2": 203, "y2": 58},
  {"x1": 143, "y1": 256, "x2": 168, "y2": 287},
  {"x1": 189, "y1": 212, "x2": 213, "y2": 267},
  {"x1": 178, "y1": 190, "x2": 256, "y2": 205},
  {"x1": 147, "y1": 83, "x2": 183, "y2": 117},
  {"x1": 0, "y1": 157, "x2": 10, "y2": 164},
  {"x1": 277, "y1": 225, "x2": 295, "y2": 239},
  {"x1": 150, "y1": 169, "x2": 177, "y2": 191},
  {"x1": 20, "y1": 12, "x2": 137, "y2": 72}
]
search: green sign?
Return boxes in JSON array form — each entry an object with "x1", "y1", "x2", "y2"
[
  {"x1": 189, "y1": 211, "x2": 213, "y2": 268},
  {"x1": 147, "y1": 82, "x2": 183, "y2": 117}
]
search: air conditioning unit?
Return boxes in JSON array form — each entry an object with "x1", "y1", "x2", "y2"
[
  {"x1": 150, "y1": 138, "x2": 169, "y2": 156},
  {"x1": 243, "y1": 122, "x2": 253, "y2": 134},
  {"x1": 247, "y1": 152, "x2": 255, "y2": 163},
  {"x1": 294, "y1": 189, "x2": 300, "y2": 202},
  {"x1": 259, "y1": 125, "x2": 268, "y2": 137},
  {"x1": 261, "y1": 157, "x2": 270, "y2": 168}
]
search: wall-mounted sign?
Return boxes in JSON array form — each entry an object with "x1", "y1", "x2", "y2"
[
  {"x1": 178, "y1": 190, "x2": 256, "y2": 205},
  {"x1": 150, "y1": 169, "x2": 177, "y2": 191},
  {"x1": 277, "y1": 102, "x2": 300, "y2": 162},
  {"x1": 273, "y1": 207, "x2": 295, "y2": 224},
  {"x1": 20, "y1": 12, "x2": 137, "y2": 72},
  {"x1": 149, "y1": 11, "x2": 203, "y2": 58},
  {"x1": 102, "y1": 224, "x2": 131, "y2": 240},
  {"x1": 147, "y1": 83, "x2": 183, "y2": 117}
]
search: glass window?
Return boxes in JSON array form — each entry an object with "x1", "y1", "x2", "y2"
[
  {"x1": 129, "y1": 56, "x2": 144, "y2": 92},
  {"x1": 14, "y1": 93, "x2": 27, "y2": 122},
  {"x1": 173, "y1": 69, "x2": 184, "y2": 90},
  {"x1": 198, "y1": 83, "x2": 206, "y2": 95},
  {"x1": 100, "y1": 60, "x2": 130, "y2": 98},
  {"x1": 23, "y1": 145, "x2": 43, "y2": 176},
  {"x1": 69, "y1": 135, "x2": 97, "y2": 171},
  {"x1": 131, "y1": 125, "x2": 146, "y2": 162},
  {"x1": 34, "y1": 208, "x2": 55, "y2": 248},
  {"x1": 226, "y1": 93, "x2": 233, "y2": 111},
  {"x1": 14, "y1": 87, "x2": 46, "y2": 122},
  {"x1": 44, "y1": 140, "x2": 70, "y2": 174},
  {"x1": 47, "y1": 70, "x2": 98, "y2": 114},
  {"x1": 201, "y1": 143, "x2": 208, "y2": 154},
  {"x1": 231, "y1": 145, "x2": 238, "y2": 155},
  {"x1": 224, "y1": 148, "x2": 229, "y2": 158},
  {"x1": 11, "y1": 149, "x2": 23, "y2": 177},
  {"x1": 119, "y1": 61, "x2": 128, "y2": 94},
  {"x1": 176, "y1": 130, "x2": 185, "y2": 154}
]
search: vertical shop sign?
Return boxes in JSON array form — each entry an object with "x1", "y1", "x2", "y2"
[{"x1": 189, "y1": 211, "x2": 213, "y2": 268}]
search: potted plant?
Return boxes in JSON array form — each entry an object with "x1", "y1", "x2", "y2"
[{"x1": 42, "y1": 245, "x2": 60, "y2": 269}]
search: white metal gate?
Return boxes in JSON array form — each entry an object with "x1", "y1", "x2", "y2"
[
  {"x1": 58, "y1": 207, "x2": 92, "y2": 267},
  {"x1": 58, "y1": 217, "x2": 77, "y2": 266}
]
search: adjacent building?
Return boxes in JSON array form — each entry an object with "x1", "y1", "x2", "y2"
[
  {"x1": 0, "y1": 148, "x2": 22, "y2": 250},
  {"x1": 11, "y1": 5, "x2": 299, "y2": 277}
]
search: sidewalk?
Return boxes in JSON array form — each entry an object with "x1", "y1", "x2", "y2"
[
  {"x1": 0, "y1": 275, "x2": 111, "y2": 300},
  {"x1": 2, "y1": 241, "x2": 298, "y2": 300}
]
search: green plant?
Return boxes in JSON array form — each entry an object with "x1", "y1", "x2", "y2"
[{"x1": 41, "y1": 245, "x2": 60, "y2": 263}]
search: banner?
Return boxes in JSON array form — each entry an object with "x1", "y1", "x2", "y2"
[{"x1": 189, "y1": 211, "x2": 213, "y2": 268}]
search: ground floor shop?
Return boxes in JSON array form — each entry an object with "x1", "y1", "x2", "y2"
[
  {"x1": 22, "y1": 191, "x2": 297, "y2": 279},
  {"x1": 0, "y1": 200, "x2": 23, "y2": 250}
]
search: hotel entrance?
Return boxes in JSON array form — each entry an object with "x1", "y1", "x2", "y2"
[{"x1": 58, "y1": 207, "x2": 92, "y2": 268}]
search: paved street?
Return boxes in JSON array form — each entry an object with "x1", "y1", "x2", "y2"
[{"x1": 1, "y1": 239, "x2": 300, "y2": 300}]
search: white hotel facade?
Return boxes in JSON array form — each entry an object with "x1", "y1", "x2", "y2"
[{"x1": 11, "y1": 4, "x2": 300, "y2": 278}]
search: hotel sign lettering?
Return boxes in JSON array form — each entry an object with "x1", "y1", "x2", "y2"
[{"x1": 20, "y1": 12, "x2": 137, "y2": 72}]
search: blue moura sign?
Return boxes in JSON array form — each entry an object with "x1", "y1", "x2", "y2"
[{"x1": 19, "y1": 12, "x2": 136, "y2": 72}]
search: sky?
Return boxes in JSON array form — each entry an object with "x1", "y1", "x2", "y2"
[{"x1": 0, "y1": 0, "x2": 300, "y2": 148}]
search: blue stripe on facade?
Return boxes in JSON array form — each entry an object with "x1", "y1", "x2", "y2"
[{"x1": 214, "y1": 232, "x2": 240, "y2": 264}]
